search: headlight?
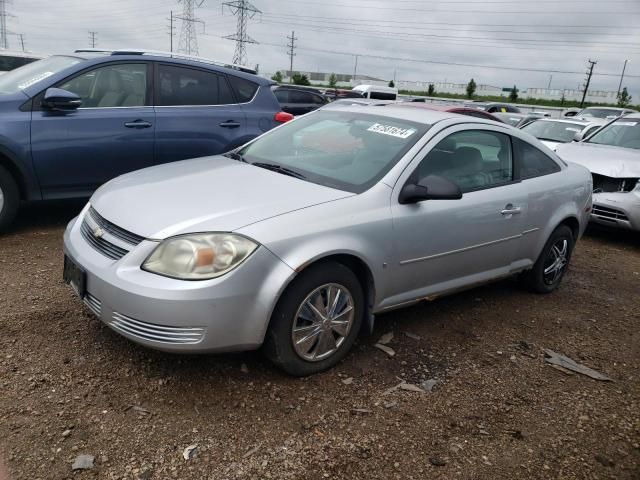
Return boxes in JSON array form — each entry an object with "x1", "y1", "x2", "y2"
[{"x1": 142, "y1": 233, "x2": 258, "y2": 280}]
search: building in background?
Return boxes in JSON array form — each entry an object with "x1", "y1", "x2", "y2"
[{"x1": 267, "y1": 70, "x2": 386, "y2": 87}]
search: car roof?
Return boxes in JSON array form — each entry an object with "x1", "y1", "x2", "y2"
[
  {"x1": 327, "y1": 104, "x2": 477, "y2": 125},
  {"x1": 529, "y1": 118, "x2": 591, "y2": 126},
  {"x1": 623, "y1": 112, "x2": 640, "y2": 119}
]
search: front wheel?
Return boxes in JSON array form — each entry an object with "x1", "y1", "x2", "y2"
[
  {"x1": 521, "y1": 225, "x2": 574, "y2": 293},
  {"x1": 263, "y1": 261, "x2": 364, "y2": 376},
  {"x1": 0, "y1": 165, "x2": 19, "y2": 233}
]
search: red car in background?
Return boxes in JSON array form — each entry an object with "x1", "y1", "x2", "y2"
[{"x1": 392, "y1": 102, "x2": 505, "y2": 123}]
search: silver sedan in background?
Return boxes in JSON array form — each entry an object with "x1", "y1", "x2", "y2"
[
  {"x1": 63, "y1": 106, "x2": 592, "y2": 376},
  {"x1": 520, "y1": 118, "x2": 605, "y2": 150}
]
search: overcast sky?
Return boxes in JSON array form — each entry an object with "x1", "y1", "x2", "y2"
[{"x1": 10, "y1": 0, "x2": 640, "y2": 99}]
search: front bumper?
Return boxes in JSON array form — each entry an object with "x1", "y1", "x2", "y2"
[
  {"x1": 63, "y1": 211, "x2": 295, "y2": 353},
  {"x1": 590, "y1": 191, "x2": 640, "y2": 231}
]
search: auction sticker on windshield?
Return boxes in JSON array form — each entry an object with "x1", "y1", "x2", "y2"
[{"x1": 367, "y1": 123, "x2": 416, "y2": 139}]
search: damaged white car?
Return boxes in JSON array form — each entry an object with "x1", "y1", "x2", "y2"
[{"x1": 556, "y1": 114, "x2": 640, "y2": 231}]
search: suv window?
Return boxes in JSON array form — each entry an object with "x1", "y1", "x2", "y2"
[
  {"x1": 311, "y1": 93, "x2": 326, "y2": 105},
  {"x1": 157, "y1": 65, "x2": 234, "y2": 106},
  {"x1": 58, "y1": 63, "x2": 147, "y2": 108},
  {"x1": 274, "y1": 89, "x2": 289, "y2": 103},
  {"x1": 514, "y1": 138, "x2": 561, "y2": 178},
  {"x1": 415, "y1": 130, "x2": 513, "y2": 192},
  {"x1": 290, "y1": 90, "x2": 314, "y2": 104},
  {"x1": 227, "y1": 76, "x2": 258, "y2": 103}
]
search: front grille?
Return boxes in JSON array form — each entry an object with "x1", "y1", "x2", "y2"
[
  {"x1": 83, "y1": 293, "x2": 102, "y2": 317},
  {"x1": 592, "y1": 205, "x2": 629, "y2": 222},
  {"x1": 110, "y1": 312, "x2": 205, "y2": 345},
  {"x1": 80, "y1": 219, "x2": 129, "y2": 260},
  {"x1": 88, "y1": 207, "x2": 144, "y2": 246}
]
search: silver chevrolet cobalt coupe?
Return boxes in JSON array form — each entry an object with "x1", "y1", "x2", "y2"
[{"x1": 63, "y1": 106, "x2": 592, "y2": 375}]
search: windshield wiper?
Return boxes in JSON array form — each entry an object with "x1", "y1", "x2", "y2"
[
  {"x1": 252, "y1": 162, "x2": 307, "y2": 180},
  {"x1": 223, "y1": 151, "x2": 249, "y2": 163}
]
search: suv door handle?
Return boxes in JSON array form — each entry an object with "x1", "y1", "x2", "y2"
[
  {"x1": 219, "y1": 120, "x2": 241, "y2": 128},
  {"x1": 124, "y1": 120, "x2": 152, "y2": 129},
  {"x1": 501, "y1": 204, "x2": 522, "y2": 215}
]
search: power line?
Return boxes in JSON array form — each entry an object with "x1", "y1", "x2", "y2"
[
  {"x1": 88, "y1": 31, "x2": 98, "y2": 48},
  {"x1": 286, "y1": 30, "x2": 297, "y2": 83},
  {"x1": 259, "y1": 40, "x2": 640, "y2": 79},
  {"x1": 580, "y1": 59, "x2": 597, "y2": 107},
  {"x1": 222, "y1": 0, "x2": 261, "y2": 66},
  {"x1": 177, "y1": 0, "x2": 205, "y2": 56}
]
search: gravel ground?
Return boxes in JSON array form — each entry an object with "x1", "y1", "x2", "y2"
[{"x1": 1, "y1": 201, "x2": 639, "y2": 480}]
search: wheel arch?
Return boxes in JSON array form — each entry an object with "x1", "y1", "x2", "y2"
[
  {"x1": 268, "y1": 252, "x2": 377, "y2": 338},
  {"x1": 0, "y1": 146, "x2": 40, "y2": 201}
]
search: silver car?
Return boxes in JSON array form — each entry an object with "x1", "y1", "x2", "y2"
[
  {"x1": 520, "y1": 118, "x2": 605, "y2": 151},
  {"x1": 556, "y1": 114, "x2": 640, "y2": 231},
  {"x1": 63, "y1": 106, "x2": 592, "y2": 375}
]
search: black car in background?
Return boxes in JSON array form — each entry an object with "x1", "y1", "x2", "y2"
[
  {"x1": 272, "y1": 85, "x2": 329, "y2": 115},
  {"x1": 467, "y1": 102, "x2": 522, "y2": 113}
]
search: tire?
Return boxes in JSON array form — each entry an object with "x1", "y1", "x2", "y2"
[
  {"x1": 0, "y1": 165, "x2": 19, "y2": 233},
  {"x1": 263, "y1": 261, "x2": 364, "y2": 376},
  {"x1": 521, "y1": 225, "x2": 574, "y2": 294}
]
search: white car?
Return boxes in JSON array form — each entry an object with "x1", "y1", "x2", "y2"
[{"x1": 520, "y1": 118, "x2": 605, "y2": 150}]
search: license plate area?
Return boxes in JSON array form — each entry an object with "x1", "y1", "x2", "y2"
[{"x1": 63, "y1": 255, "x2": 86, "y2": 298}]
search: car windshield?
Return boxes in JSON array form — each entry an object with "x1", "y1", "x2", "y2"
[
  {"x1": 587, "y1": 118, "x2": 640, "y2": 149},
  {"x1": 0, "y1": 55, "x2": 83, "y2": 94},
  {"x1": 521, "y1": 120, "x2": 585, "y2": 143},
  {"x1": 578, "y1": 108, "x2": 622, "y2": 119},
  {"x1": 237, "y1": 110, "x2": 428, "y2": 193}
]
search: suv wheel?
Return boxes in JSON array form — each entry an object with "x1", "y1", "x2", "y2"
[
  {"x1": 264, "y1": 261, "x2": 364, "y2": 376},
  {"x1": 522, "y1": 225, "x2": 574, "y2": 293},
  {"x1": 0, "y1": 165, "x2": 19, "y2": 232}
]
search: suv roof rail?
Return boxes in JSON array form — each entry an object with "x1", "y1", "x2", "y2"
[{"x1": 73, "y1": 48, "x2": 257, "y2": 75}]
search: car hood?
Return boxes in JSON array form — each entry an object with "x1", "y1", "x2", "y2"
[
  {"x1": 555, "y1": 142, "x2": 640, "y2": 178},
  {"x1": 90, "y1": 156, "x2": 354, "y2": 239},
  {"x1": 540, "y1": 140, "x2": 561, "y2": 151}
]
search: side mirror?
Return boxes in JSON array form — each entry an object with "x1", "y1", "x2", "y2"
[
  {"x1": 573, "y1": 131, "x2": 584, "y2": 142},
  {"x1": 42, "y1": 88, "x2": 82, "y2": 111},
  {"x1": 399, "y1": 175, "x2": 462, "y2": 204}
]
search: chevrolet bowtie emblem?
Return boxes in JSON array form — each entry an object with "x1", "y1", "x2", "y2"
[{"x1": 93, "y1": 226, "x2": 105, "y2": 239}]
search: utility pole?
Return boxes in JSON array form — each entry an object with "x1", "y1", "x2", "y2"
[
  {"x1": 17, "y1": 33, "x2": 24, "y2": 52},
  {"x1": 223, "y1": 0, "x2": 261, "y2": 66},
  {"x1": 167, "y1": 10, "x2": 176, "y2": 53},
  {"x1": 547, "y1": 74, "x2": 552, "y2": 90},
  {"x1": 0, "y1": 0, "x2": 9, "y2": 50},
  {"x1": 286, "y1": 30, "x2": 297, "y2": 83},
  {"x1": 176, "y1": 0, "x2": 205, "y2": 56},
  {"x1": 617, "y1": 59, "x2": 628, "y2": 98},
  {"x1": 89, "y1": 31, "x2": 98, "y2": 48},
  {"x1": 580, "y1": 59, "x2": 597, "y2": 108},
  {"x1": 353, "y1": 54, "x2": 359, "y2": 83}
]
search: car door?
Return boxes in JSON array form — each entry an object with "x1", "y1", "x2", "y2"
[
  {"x1": 30, "y1": 62, "x2": 155, "y2": 198},
  {"x1": 389, "y1": 126, "x2": 528, "y2": 301},
  {"x1": 153, "y1": 63, "x2": 247, "y2": 163}
]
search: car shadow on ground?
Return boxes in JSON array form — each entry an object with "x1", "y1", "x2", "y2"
[
  {"x1": 6, "y1": 199, "x2": 87, "y2": 234},
  {"x1": 583, "y1": 224, "x2": 639, "y2": 250}
]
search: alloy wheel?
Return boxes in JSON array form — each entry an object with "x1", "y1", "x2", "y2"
[
  {"x1": 543, "y1": 238, "x2": 568, "y2": 285},
  {"x1": 291, "y1": 283, "x2": 355, "y2": 362}
]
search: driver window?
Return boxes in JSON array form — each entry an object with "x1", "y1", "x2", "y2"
[
  {"x1": 414, "y1": 130, "x2": 513, "y2": 192},
  {"x1": 58, "y1": 63, "x2": 147, "y2": 108}
]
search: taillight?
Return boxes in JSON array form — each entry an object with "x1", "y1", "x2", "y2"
[{"x1": 274, "y1": 111, "x2": 294, "y2": 123}]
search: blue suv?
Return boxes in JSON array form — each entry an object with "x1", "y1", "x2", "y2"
[{"x1": 0, "y1": 49, "x2": 290, "y2": 231}]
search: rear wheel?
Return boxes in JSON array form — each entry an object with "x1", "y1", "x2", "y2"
[
  {"x1": 263, "y1": 261, "x2": 364, "y2": 376},
  {"x1": 522, "y1": 225, "x2": 574, "y2": 293},
  {"x1": 0, "y1": 165, "x2": 19, "y2": 233}
]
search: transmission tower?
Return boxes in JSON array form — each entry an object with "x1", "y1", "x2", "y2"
[
  {"x1": 580, "y1": 59, "x2": 597, "y2": 108},
  {"x1": 176, "y1": 0, "x2": 205, "y2": 56},
  {"x1": 222, "y1": 0, "x2": 261, "y2": 66},
  {"x1": 286, "y1": 31, "x2": 297, "y2": 83},
  {"x1": 0, "y1": 0, "x2": 9, "y2": 50},
  {"x1": 89, "y1": 31, "x2": 98, "y2": 48}
]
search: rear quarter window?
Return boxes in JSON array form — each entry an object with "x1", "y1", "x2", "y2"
[
  {"x1": 227, "y1": 76, "x2": 258, "y2": 103},
  {"x1": 514, "y1": 137, "x2": 561, "y2": 179}
]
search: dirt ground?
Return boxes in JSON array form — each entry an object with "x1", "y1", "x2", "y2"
[{"x1": 0, "y1": 201, "x2": 639, "y2": 480}]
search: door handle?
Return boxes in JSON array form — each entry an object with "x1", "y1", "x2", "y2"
[
  {"x1": 219, "y1": 120, "x2": 241, "y2": 128},
  {"x1": 501, "y1": 204, "x2": 522, "y2": 215},
  {"x1": 124, "y1": 120, "x2": 152, "y2": 129}
]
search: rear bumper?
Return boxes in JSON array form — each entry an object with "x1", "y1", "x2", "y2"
[
  {"x1": 590, "y1": 191, "x2": 640, "y2": 231},
  {"x1": 63, "y1": 212, "x2": 295, "y2": 353}
]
